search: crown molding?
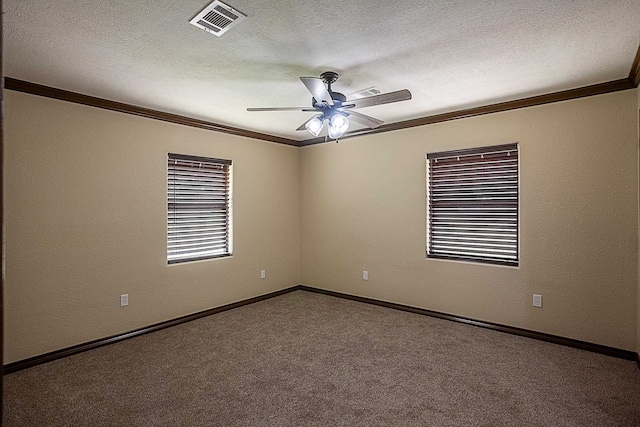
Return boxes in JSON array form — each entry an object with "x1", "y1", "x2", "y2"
[
  {"x1": 300, "y1": 44, "x2": 640, "y2": 146},
  {"x1": 299, "y1": 78, "x2": 636, "y2": 146},
  {"x1": 629, "y1": 44, "x2": 640, "y2": 87},
  {"x1": 3, "y1": 78, "x2": 298, "y2": 147},
  {"x1": 5, "y1": 44, "x2": 640, "y2": 148}
]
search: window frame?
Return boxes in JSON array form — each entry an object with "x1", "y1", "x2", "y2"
[
  {"x1": 426, "y1": 143, "x2": 519, "y2": 267},
  {"x1": 167, "y1": 153, "x2": 233, "y2": 264}
]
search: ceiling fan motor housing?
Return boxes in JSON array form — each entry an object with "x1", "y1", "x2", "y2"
[{"x1": 312, "y1": 91, "x2": 346, "y2": 111}]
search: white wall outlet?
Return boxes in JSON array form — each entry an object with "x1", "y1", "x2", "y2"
[
  {"x1": 120, "y1": 294, "x2": 129, "y2": 307},
  {"x1": 533, "y1": 294, "x2": 542, "y2": 308},
  {"x1": 362, "y1": 270, "x2": 368, "y2": 281},
  {"x1": 260, "y1": 269, "x2": 266, "y2": 279}
]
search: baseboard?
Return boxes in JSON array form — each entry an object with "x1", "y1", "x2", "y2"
[
  {"x1": 4, "y1": 285, "x2": 302, "y2": 374},
  {"x1": 5, "y1": 284, "x2": 637, "y2": 373},
  {"x1": 299, "y1": 286, "x2": 638, "y2": 363}
]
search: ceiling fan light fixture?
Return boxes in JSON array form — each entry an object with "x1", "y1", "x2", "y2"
[
  {"x1": 305, "y1": 115, "x2": 324, "y2": 137},
  {"x1": 247, "y1": 71, "x2": 411, "y2": 139},
  {"x1": 328, "y1": 114, "x2": 349, "y2": 139}
]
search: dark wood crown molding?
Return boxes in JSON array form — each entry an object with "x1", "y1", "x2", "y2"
[
  {"x1": 3, "y1": 77, "x2": 298, "y2": 147},
  {"x1": 4, "y1": 45, "x2": 640, "y2": 148},
  {"x1": 629, "y1": 44, "x2": 640, "y2": 87},
  {"x1": 300, "y1": 44, "x2": 640, "y2": 146},
  {"x1": 299, "y1": 78, "x2": 636, "y2": 146}
]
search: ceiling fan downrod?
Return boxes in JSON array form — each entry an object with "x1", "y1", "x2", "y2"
[{"x1": 319, "y1": 71, "x2": 345, "y2": 105}]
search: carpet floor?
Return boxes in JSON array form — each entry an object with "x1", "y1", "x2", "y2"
[{"x1": 3, "y1": 290, "x2": 640, "y2": 426}]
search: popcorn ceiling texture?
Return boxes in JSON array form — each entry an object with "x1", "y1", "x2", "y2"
[{"x1": 4, "y1": 0, "x2": 640, "y2": 140}]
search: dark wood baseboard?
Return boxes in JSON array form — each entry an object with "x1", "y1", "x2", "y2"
[
  {"x1": 3, "y1": 286, "x2": 302, "y2": 374},
  {"x1": 4, "y1": 284, "x2": 638, "y2": 373},
  {"x1": 299, "y1": 286, "x2": 638, "y2": 362}
]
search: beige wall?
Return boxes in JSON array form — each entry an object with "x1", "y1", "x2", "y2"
[
  {"x1": 5, "y1": 87, "x2": 639, "y2": 363},
  {"x1": 4, "y1": 91, "x2": 301, "y2": 363},
  {"x1": 301, "y1": 89, "x2": 638, "y2": 351}
]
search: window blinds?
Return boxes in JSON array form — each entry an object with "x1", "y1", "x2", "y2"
[
  {"x1": 167, "y1": 153, "x2": 232, "y2": 264},
  {"x1": 427, "y1": 144, "x2": 518, "y2": 266}
]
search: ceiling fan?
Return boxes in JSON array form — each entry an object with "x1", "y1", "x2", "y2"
[{"x1": 247, "y1": 71, "x2": 412, "y2": 140}]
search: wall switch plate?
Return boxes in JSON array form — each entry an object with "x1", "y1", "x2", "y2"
[
  {"x1": 533, "y1": 294, "x2": 542, "y2": 308},
  {"x1": 260, "y1": 269, "x2": 266, "y2": 279},
  {"x1": 363, "y1": 271, "x2": 368, "y2": 280},
  {"x1": 120, "y1": 294, "x2": 129, "y2": 307}
]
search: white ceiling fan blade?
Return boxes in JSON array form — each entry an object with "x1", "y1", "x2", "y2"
[
  {"x1": 300, "y1": 76, "x2": 334, "y2": 106},
  {"x1": 345, "y1": 111, "x2": 384, "y2": 128},
  {"x1": 247, "y1": 107, "x2": 316, "y2": 112},
  {"x1": 345, "y1": 89, "x2": 412, "y2": 109}
]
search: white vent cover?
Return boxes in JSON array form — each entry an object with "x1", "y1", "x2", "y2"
[
  {"x1": 190, "y1": 1, "x2": 247, "y2": 37},
  {"x1": 350, "y1": 87, "x2": 381, "y2": 99}
]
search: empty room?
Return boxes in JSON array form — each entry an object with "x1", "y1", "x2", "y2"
[{"x1": 2, "y1": 0, "x2": 640, "y2": 425}]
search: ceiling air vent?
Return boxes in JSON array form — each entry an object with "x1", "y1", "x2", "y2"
[
  {"x1": 350, "y1": 87, "x2": 381, "y2": 99},
  {"x1": 190, "y1": 0, "x2": 247, "y2": 37}
]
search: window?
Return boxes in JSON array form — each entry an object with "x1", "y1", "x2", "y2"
[
  {"x1": 427, "y1": 143, "x2": 518, "y2": 266},
  {"x1": 167, "y1": 153, "x2": 232, "y2": 264}
]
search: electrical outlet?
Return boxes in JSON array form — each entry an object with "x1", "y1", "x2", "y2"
[
  {"x1": 363, "y1": 270, "x2": 368, "y2": 281},
  {"x1": 260, "y1": 269, "x2": 266, "y2": 279},
  {"x1": 120, "y1": 294, "x2": 129, "y2": 307},
  {"x1": 533, "y1": 294, "x2": 542, "y2": 308}
]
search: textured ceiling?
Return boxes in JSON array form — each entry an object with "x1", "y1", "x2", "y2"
[{"x1": 4, "y1": 0, "x2": 640, "y2": 141}]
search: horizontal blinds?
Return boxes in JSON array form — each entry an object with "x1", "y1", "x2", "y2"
[
  {"x1": 427, "y1": 144, "x2": 518, "y2": 266},
  {"x1": 168, "y1": 153, "x2": 232, "y2": 263}
]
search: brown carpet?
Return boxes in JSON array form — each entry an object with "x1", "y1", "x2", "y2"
[{"x1": 4, "y1": 290, "x2": 640, "y2": 426}]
